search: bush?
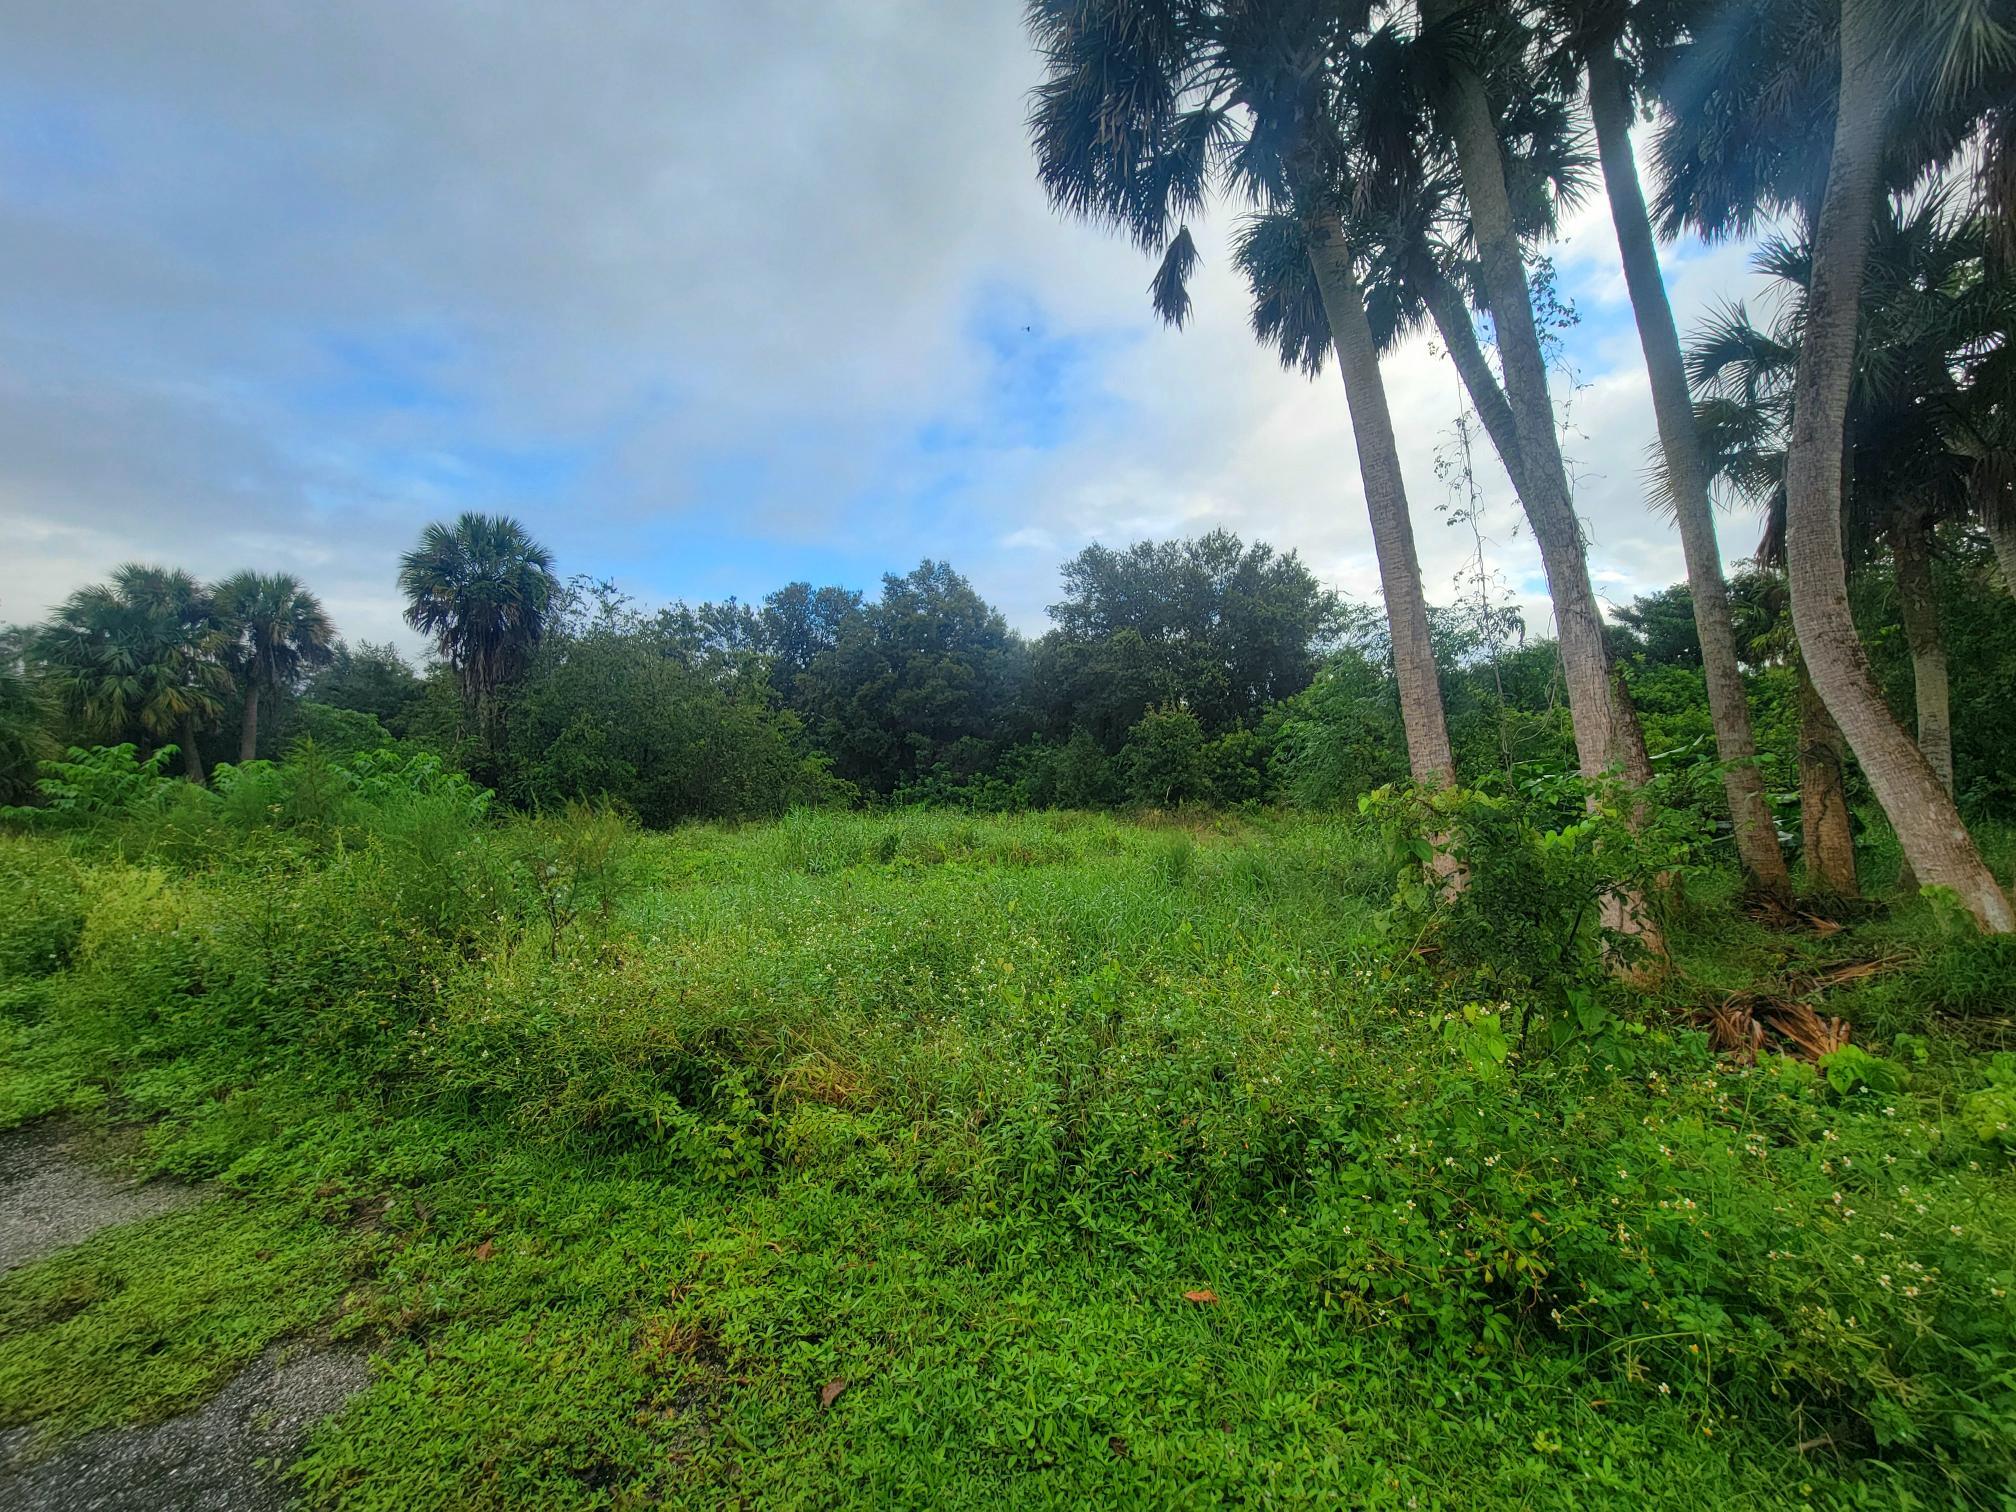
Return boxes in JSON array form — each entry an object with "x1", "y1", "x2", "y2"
[
  {"x1": 1359, "y1": 772, "x2": 1704, "y2": 1045},
  {"x1": 1122, "y1": 705, "x2": 1208, "y2": 807}
]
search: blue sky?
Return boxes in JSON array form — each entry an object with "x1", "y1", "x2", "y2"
[{"x1": 0, "y1": 1, "x2": 1774, "y2": 656}]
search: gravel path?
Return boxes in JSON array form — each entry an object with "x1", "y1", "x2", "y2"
[
  {"x1": 0, "y1": 1125, "x2": 370, "y2": 1511},
  {"x1": 0, "y1": 1343, "x2": 370, "y2": 1512},
  {"x1": 0, "y1": 1123, "x2": 201, "y2": 1274}
]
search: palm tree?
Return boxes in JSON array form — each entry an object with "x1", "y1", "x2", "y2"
[
  {"x1": 1688, "y1": 194, "x2": 2005, "y2": 904},
  {"x1": 1787, "y1": 0, "x2": 2009, "y2": 930},
  {"x1": 212, "y1": 571, "x2": 336, "y2": 762},
  {"x1": 398, "y1": 513, "x2": 558, "y2": 764},
  {"x1": 1665, "y1": 0, "x2": 2015, "y2": 929},
  {"x1": 33, "y1": 565, "x2": 229, "y2": 782},
  {"x1": 1024, "y1": 0, "x2": 1457, "y2": 802},
  {"x1": 0, "y1": 641, "x2": 51, "y2": 806},
  {"x1": 1530, "y1": 0, "x2": 1791, "y2": 898},
  {"x1": 1289, "y1": 6, "x2": 1664, "y2": 949},
  {"x1": 1408, "y1": 0, "x2": 1655, "y2": 819}
]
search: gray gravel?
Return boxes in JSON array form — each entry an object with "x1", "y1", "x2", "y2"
[
  {"x1": 0, "y1": 1125, "x2": 372, "y2": 1509},
  {"x1": 0, "y1": 1124, "x2": 201, "y2": 1274},
  {"x1": 0, "y1": 1342, "x2": 370, "y2": 1512}
]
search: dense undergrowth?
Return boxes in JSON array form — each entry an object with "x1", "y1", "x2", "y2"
[{"x1": 2, "y1": 749, "x2": 2015, "y2": 1507}]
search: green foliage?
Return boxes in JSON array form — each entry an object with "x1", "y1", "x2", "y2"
[
  {"x1": 1359, "y1": 774, "x2": 1704, "y2": 1048},
  {"x1": 1272, "y1": 647, "x2": 1409, "y2": 806},
  {"x1": 499, "y1": 603, "x2": 841, "y2": 825},
  {"x1": 799, "y1": 560, "x2": 1027, "y2": 795},
  {"x1": 1121, "y1": 704, "x2": 1208, "y2": 807},
  {"x1": 301, "y1": 641, "x2": 426, "y2": 737},
  {"x1": 1960, "y1": 1055, "x2": 2016, "y2": 1151},
  {"x1": 3, "y1": 796, "x2": 2014, "y2": 1506},
  {"x1": 1819, "y1": 1043, "x2": 1905, "y2": 1097},
  {"x1": 286, "y1": 702, "x2": 402, "y2": 760},
  {"x1": 0, "y1": 1199, "x2": 354, "y2": 1446},
  {"x1": 1, "y1": 743, "x2": 182, "y2": 827},
  {"x1": 0, "y1": 661, "x2": 53, "y2": 806},
  {"x1": 1036, "y1": 531, "x2": 1342, "y2": 747}
]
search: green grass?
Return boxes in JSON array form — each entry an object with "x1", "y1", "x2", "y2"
[{"x1": 1, "y1": 808, "x2": 2013, "y2": 1508}]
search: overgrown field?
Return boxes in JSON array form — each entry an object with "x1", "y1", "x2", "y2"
[{"x1": 3, "y1": 758, "x2": 2015, "y2": 1507}]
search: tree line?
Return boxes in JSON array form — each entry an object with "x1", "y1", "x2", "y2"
[
  {"x1": 1024, "y1": 0, "x2": 2015, "y2": 929},
  {"x1": 7, "y1": 507, "x2": 2015, "y2": 886}
]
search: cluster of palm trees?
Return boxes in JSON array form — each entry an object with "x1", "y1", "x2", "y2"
[
  {"x1": 14, "y1": 513, "x2": 562, "y2": 786},
  {"x1": 31, "y1": 566, "x2": 335, "y2": 780},
  {"x1": 1027, "y1": 0, "x2": 2015, "y2": 932}
]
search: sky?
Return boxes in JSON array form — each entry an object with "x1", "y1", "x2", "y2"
[{"x1": 0, "y1": 1, "x2": 1778, "y2": 658}]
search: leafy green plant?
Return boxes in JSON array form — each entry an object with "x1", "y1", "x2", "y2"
[
  {"x1": 1961, "y1": 1053, "x2": 2016, "y2": 1150},
  {"x1": 1819, "y1": 1042, "x2": 1906, "y2": 1097},
  {"x1": 0, "y1": 743, "x2": 181, "y2": 826}
]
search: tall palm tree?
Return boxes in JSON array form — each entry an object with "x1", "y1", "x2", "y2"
[
  {"x1": 398, "y1": 513, "x2": 558, "y2": 764},
  {"x1": 211, "y1": 571, "x2": 336, "y2": 762},
  {"x1": 1300, "y1": 6, "x2": 1663, "y2": 949},
  {"x1": 1531, "y1": 0, "x2": 1791, "y2": 898},
  {"x1": 1664, "y1": 0, "x2": 2015, "y2": 930},
  {"x1": 1787, "y1": 0, "x2": 2010, "y2": 930},
  {"x1": 1688, "y1": 194, "x2": 2004, "y2": 904},
  {"x1": 1025, "y1": 0, "x2": 1458, "y2": 799},
  {"x1": 0, "y1": 653, "x2": 51, "y2": 806},
  {"x1": 33, "y1": 565, "x2": 229, "y2": 782},
  {"x1": 1408, "y1": 0, "x2": 1655, "y2": 820}
]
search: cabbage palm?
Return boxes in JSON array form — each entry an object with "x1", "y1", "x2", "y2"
[
  {"x1": 1408, "y1": 0, "x2": 1656, "y2": 818},
  {"x1": 1689, "y1": 195, "x2": 2005, "y2": 897},
  {"x1": 0, "y1": 659, "x2": 51, "y2": 805},
  {"x1": 1025, "y1": 0, "x2": 1457, "y2": 797},
  {"x1": 1666, "y1": 0, "x2": 2015, "y2": 929},
  {"x1": 212, "y1": 571, "x2": 336, "y2": 762},
  {"x1": 398, "y1": 513, "x2": 558, "y2": 762},
  {"x1": 1533, "y1": 0, "x2": 1791, "y2": 897},
  {"x1": 33, "y1": 565, "x2": 228, "y2": 782}
]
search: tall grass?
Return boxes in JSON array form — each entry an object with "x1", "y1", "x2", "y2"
[{"x1": 2, "y1": 779, "x2": 2014, "y2": 1507}]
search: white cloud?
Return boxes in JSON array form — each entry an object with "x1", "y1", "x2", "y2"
[{"x1": 0, "y1": 2, "x2": 1782, "y2": 653}]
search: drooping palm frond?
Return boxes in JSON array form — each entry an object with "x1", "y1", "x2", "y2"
[
  {"x1": 1648, "y1": 0, "x2": 1836, "y2": 240},
  {"x1": 1684, "y1": 301, "x2": 1798, "y2": 407},
  {"x1": 1234, "y1": 211, "x2": 1329, "y2": 377},
  {"x1": 1149, "y1": 224, "x2": 1201, "y2": 327}
]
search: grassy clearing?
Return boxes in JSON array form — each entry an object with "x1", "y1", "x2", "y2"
[{"x1": 2, "y1": 800, "x2": 2014, "y2": 1508}]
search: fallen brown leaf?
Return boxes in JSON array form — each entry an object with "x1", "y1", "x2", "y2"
[
  {"x1": 820, "y1": 1377, "x2": 848, "y2": 1409},
  {"x1": 1183, "y1": 1289, "x2": 1219, "y2": 1305}
]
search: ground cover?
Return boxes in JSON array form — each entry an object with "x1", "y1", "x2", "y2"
[{"x1": 1, "y1": 782, "x2": 2012, "y2": 1508}]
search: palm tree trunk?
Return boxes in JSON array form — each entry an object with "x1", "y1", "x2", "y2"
[
  {"x1": 1417, "y1": 0, "x2": 1649, "y2": 798},
  {"x1": 1783, "y1": 0, "x2": 2013, "y2": 930},
  {"x1": 1308, "y1": 219, "x2": 1458, "y2": 793},
  {"x1": 1983, "y1": 486, "x2": 2016, "y2": 601},
  {"x1": 1413, "y1": 255, "x2": 1525, "y2": 491},
  {"x1": 1416, "y1": 2, "x2": 1659, "y2": 958},
  {"x1": 1796, "y1": 656, "x2": 1860, "y2": 898},
  {"x1": 1414, "y1": 262, "x2": 1654, "y2": 798},
  {"x1": 239, "y1": 683, "x2": 261, "y2": 764},
  {"x1": 180, "y1": 714, "x2": 206, "y2": 784},
  {"x1": 1890, "y1": 511, "x2": 1953, "y2": 793},
  {"x1": 1586, "y1": 42, "x2": 1791, "y2": 899}
]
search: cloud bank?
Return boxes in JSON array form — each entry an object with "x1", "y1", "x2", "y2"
[{"x1": 0, "y1": 1, "x2": 1777, "y2": 654}]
